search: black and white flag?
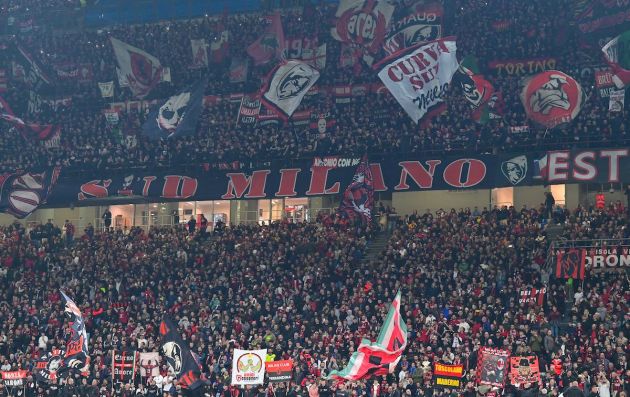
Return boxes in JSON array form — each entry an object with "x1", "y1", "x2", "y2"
[{"x1": 262, "y1": 60, "x2": 319, "y2": 118}]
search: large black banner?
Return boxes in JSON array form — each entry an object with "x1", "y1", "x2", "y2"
[{"x1": 1, "y1": 148, "x2": 627, "y2": 212}]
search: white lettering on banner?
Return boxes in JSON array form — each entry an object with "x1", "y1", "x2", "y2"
[
  {"x1": 586, "y1": 250, "x2": 630, "y2": 270},
  {"x1": 547, "y1": 151, "x2": 570, "y2": 182},
  {"x1": 377, "y1": 39, "x2": 458, "y2": 123}
]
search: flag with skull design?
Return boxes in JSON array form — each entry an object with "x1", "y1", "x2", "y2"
[
  {"x1": 142, "y1": 78, "x2": 206, "y2": 140},
  {"x1": 159, "y1": 316, "x2": 204, "y2": 390},
  {"x1": 520, "y1": 70, "x2": 584, "y2": 129}
]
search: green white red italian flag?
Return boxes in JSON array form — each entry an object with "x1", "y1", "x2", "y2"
[{"x1": 326, "y1": 291, "x2": 407, "y2": 382}]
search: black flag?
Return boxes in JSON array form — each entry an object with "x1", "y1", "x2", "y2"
[{"x1": 159, "y1": 316, "x2": 203, "y2": 390}]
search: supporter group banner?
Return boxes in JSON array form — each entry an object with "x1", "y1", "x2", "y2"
[
  {"x1": 574, "y1": 0, "x2": 630, "y2": 36},
  {"x1": 375, "y1": 38, "x2": 459, "y2": 123},
  {"x1": 0, "y1": 370, "x2": 28, "y2": 387},
  {"x1": 111, "y1": 350, "x2": 137, "y2": 383},
  {"x1": 476, "y1": 347, "x2": 510, "y2": 388},
  {"x1": 555, "y1": 246, "x2": 630, "y2": 274},
  {"x1": 510, "y1": 356, "x2": 541, "y2": 386},
  {"x1": 17, "y1": 148, "x2": 630, "y2": 212},
  {"x1": 265, "y1": 360, "x2": 293, "y2": 383},
  {"x1": 518, "y1": 287, "x2": 545, "y2": 305},
  {"x1": 433, "y1": 363, "x2": 463, "y2": 389},
  {"x1": 231, "y1": 349, "x2": 267, "y2": 385},
  {"x1": 488, "y1": 57, "x2": 558, "y2": 76}
]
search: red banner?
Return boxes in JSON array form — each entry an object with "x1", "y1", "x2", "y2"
[
  {"x1": 265, "y1": 360, "x2": 293, "y2": 383},
  {"x1": 510, "y1": 356, "x2": 540, "y2": 386},
  {"x1": 433, "y1": 363, "x2": 463, "y2": 389},
  {"x1": 555, "y1": 249, "x2": 586, "y2": 279}
]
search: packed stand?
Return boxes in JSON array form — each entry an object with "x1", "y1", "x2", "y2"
[
  {"x1": 0, "y1": 0, "x2": 628, "y2": 173},
  {"x1": 0, "y1": 202, "x2": 626, "y2": 396}
]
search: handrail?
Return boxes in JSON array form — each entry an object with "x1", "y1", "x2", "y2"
[
  {"x1": 52, "y1": 138, "x2": 630, "y2": 178},
  {"x1": 551, "y1": 238, "x2": 630, "y2": 250}
]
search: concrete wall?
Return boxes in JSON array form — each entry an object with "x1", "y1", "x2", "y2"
[{"x1": 513, "y1": 185, "x2": 547, "y2": 210}]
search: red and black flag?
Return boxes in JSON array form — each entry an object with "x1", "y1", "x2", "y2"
[
  {"x1": 111, "y1": 350, "x2": 137, "y2": 384},
  {"x1": 0, "y1": 96, "x2": 61, "y2": 146},
  {"x1": 0, "y1": 167, "x2": 61, "y2": 219},
  {"x1": 518, "y1": 287, "x2": 546, "y2": 305},
  {"x1": 60, "y1": 291, "x2": 90, "y2": 374},
  {"x1": 555, "y1": 249, "x2": 585, "y2": 279},
  {"x1": 159, "y1": 316, "x2": 204, "y2": 390},
  {"x1": 476, "y1": 347, "x2": 509, "y2": 388},
  {"x1": 510, "y1": 356, "x2": 541, "y2": 386},
  {"x1": 337, "y1": 155, "x2": 374, "y2": 223}
]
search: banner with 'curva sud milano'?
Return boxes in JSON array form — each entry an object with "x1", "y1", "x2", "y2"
[{"x1": 1, "y1": 148, "x2": 629, "y2": 215}]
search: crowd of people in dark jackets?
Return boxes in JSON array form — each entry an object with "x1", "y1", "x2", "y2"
[
  {"x1": 0, "y1": 0, "x2": 627, "y2": 396},
  {"x1": 0, "y1": 201, "x2": 627, "y2": 397},
  {"x1": 0, "y1": 0, "x2": 627, "y2": 174}
]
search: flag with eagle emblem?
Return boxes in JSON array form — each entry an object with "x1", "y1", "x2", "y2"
[{"x1": 326, "y1": 291, "x2": 407, "y2": 381}]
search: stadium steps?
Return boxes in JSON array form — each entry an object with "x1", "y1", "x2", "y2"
[
  {"x1": 545, "y1": 223, "x2": 565, "y2": 241},
  {"x1": 363, "y1": 232, "x2": 390, "y2": 263}
]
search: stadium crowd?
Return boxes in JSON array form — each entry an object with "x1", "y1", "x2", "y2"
[
  {"x1": 0, "y1": 0, "x2": 627, "y2": 173},
  {"x1": 0, "y1": 202, "x2": 627, "y2": 396}
]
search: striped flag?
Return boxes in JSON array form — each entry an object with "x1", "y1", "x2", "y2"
[{"x1": 327, "y1": 291, "x2": 407, "y2": 381}]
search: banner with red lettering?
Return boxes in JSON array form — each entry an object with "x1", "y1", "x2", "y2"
[
  {"x1": 4, "y1": 148, "x2": 628, "y2": 216},
  {"x1": 595, "y1": 69, "x2": 616, "y2": 97},
  {"x1": 331, "y1": 0, "x2": 395, "y2": 54},
  {"x1": 375, "y1": 38, "x2": 458, "y2": 123}
]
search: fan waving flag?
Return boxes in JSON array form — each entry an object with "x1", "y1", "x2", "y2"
[
  {"x1": 338, "y1": 155, "x2": 374, "y2": 222},
  {"x1": 455, "y1": 56, "x2": 498, "y2": 123},
  {"x1": 247, "y1": 13, "x2": 286, "y2": 65},
  {"x1": 602, "y1": 30, "x2": 630, "y2": 89},
  {"x1": 159, "y1": 316, "x2": 203, "y2": 390},
  {"x1": 331, "y1": 0, "x2": 395, "y2": 54},
  {"x1": 59, "y1": 291, "x2": 89, "y2": 374},
  {"x1": 521, "y1": 71, "x2": 584, "y2": 129},
  {"x1": 110, "y1": 37, "x2": 163, "y2": 98},
  {"x1": 142, "y1": 78, "x2": 206, "y2": 140},
  {"x1": 327, "y1": 291, "x2": 407, "y2": 381},
  {"x1": 375, "y1": 38, "x2": 458, "y2": 123},
  {"x1": 262, "y1": 60, "x2": 320, "y2": 118}
]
